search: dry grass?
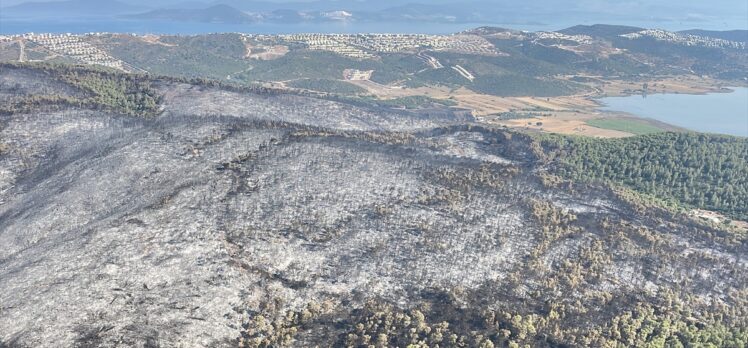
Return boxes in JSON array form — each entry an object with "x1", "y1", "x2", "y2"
[
  {"x1": 347, "y1": 80, "x2": 454, "y2": 99},
  {"x1": 137, "y1": 34, "x2": 177, "y2": 47},
  {"x1": 495, "y1": 112, "x2": 633, "y2": 138},
  {"x1": 244, "y1": 44, "x2": 289, "y2": 60},
  {"x1": 347, "y1": 75, "x2": 732, "y2": 138},
  {"x1": 452, "y1": 92, "x2": 598, "y2": 116},
  {"x1": 572, "y1": 74, "x2": 731, "y2": 97}
]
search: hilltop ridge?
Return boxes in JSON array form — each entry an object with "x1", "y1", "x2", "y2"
[{"x1": 126, "y1": 4, "x2": 258, "y2": 24}]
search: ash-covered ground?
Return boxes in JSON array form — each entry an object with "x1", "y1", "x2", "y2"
[{"x1": 0, "y1": 67, "x2": 745, "y2": 347}]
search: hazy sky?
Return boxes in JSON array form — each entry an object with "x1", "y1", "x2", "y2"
[
  {"x1": 2, "y1": 0, "x2": 746, "y2": 14},
  {"x1": 1, "y1": 0, "x2": 746, "y2": 8}
]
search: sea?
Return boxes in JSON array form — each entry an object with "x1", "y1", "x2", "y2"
[{"x1": 598, "y1": 87, "x2": 748, "y2": 137}]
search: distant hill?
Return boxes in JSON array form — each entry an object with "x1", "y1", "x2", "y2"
[
  {"x1": 206, "y1": 0, "x2": 414, "y2": 12},
  {"x1": 680, "y1": 29, "x2": 748, "y2": 43},
  {"x1": 266, "y1": 9, "x2": 307, "y2": 23},
  {"x1": 206, "y1": 0, "x2": 297, "y2": 12},
  {"x1": 559, "y1": 24, "x2": 644, "y2": 38},
  {"x1": 127, "y1": 5, "x2": 353, "y2": 24},
  {"x1": 462, "y1": 27, "x2": 524, "y2": 35},
  {"x1": 2, "y1": 0, "x2": 145, "y2": 16},
  {"x1": 126, "y1": 4, "x2": 257, "y2": 24},
  {"x1": 376, "y1": 3, "x2": 458, "y2": 20},
  {"x1": 371, "y1": 2, "x2": 533, "y2": 23}
]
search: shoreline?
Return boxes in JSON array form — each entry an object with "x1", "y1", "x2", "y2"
[
  {"x1": 289, "y1": 74, "x2": 745, "y2": 138},
  {"x1": 588, "y1": 85, "x2": 747, "y2": 137},
  {"x1": 479, "y1": 76, "x2": 745, "y2": 138}
]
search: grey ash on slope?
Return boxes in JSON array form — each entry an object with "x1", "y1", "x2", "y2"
[{"x1": 0, "y1": 67, "x2": 745, "y2": 347}]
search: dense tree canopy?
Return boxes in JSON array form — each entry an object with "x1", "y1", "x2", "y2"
[{"x1": 539, "y1": 132, "x2": 748, "y2": 220}]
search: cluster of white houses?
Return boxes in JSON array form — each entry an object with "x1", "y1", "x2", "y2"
[
  {"x1": 621, "y1": 30, "x2": 746, "y2": 50},
  {"x1": 1, "y1": 33, "x2": 136, "y2": 71},
  {"x1": 276, "y1": 33, "x2": 500, "y2": 59}
]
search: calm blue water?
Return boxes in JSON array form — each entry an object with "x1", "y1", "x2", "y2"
[{"x1": 599, "y1": 87, "x2": 748, "y2": 137}]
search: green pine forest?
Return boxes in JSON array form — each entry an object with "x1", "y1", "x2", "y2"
[{"x1": 538, "y1": 132, "x2": 748, "y2": 221}]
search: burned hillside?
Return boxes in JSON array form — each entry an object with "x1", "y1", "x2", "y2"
[{"x1": 0, "y1": 65, "x2": 746, "y2": 347}]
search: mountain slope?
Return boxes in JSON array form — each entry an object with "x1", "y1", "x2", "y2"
[
  {"x1": 0, "y1": 65, "x2": 746, "y2": 347},
  {"x1": 559, "y1": 24, "x2": 644, "y2": 38},
  {"x1": 680, "y1": 29, "x2": 748, "y2": 43}
]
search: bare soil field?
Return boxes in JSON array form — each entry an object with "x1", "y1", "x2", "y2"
[
  {"x1": 347, "y1": 74, "x2": 735, "y2": 138},
  {"x1": 572, "y1": 74, "x2": 735, "y2": 97},
  {"x1": 452, "y1": 91, "x2": 598, "y2": 116},
  {"x1": 137, "y1": 34, "x2": 177, "y2": 47},
  {"x1": 348, "y1": 80, "x2": 454, "y2": 99},
  {"x1": 244, "y1": 44, "x2": 289, "y2": 60},
  {"x1": 349, "y1": 82, "x2": 597, "y2": 116},
  {"x1": 491, "y1": 112, "x2": 634, "y2": 138}
]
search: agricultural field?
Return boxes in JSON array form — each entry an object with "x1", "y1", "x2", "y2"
[{"x1": 585, "y1": 117, "x2": 665, "y2": 135}]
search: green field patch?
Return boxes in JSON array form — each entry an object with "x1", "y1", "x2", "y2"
[{"x1": 586, "y1": 118, "x2": 664, "y2": 135}]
